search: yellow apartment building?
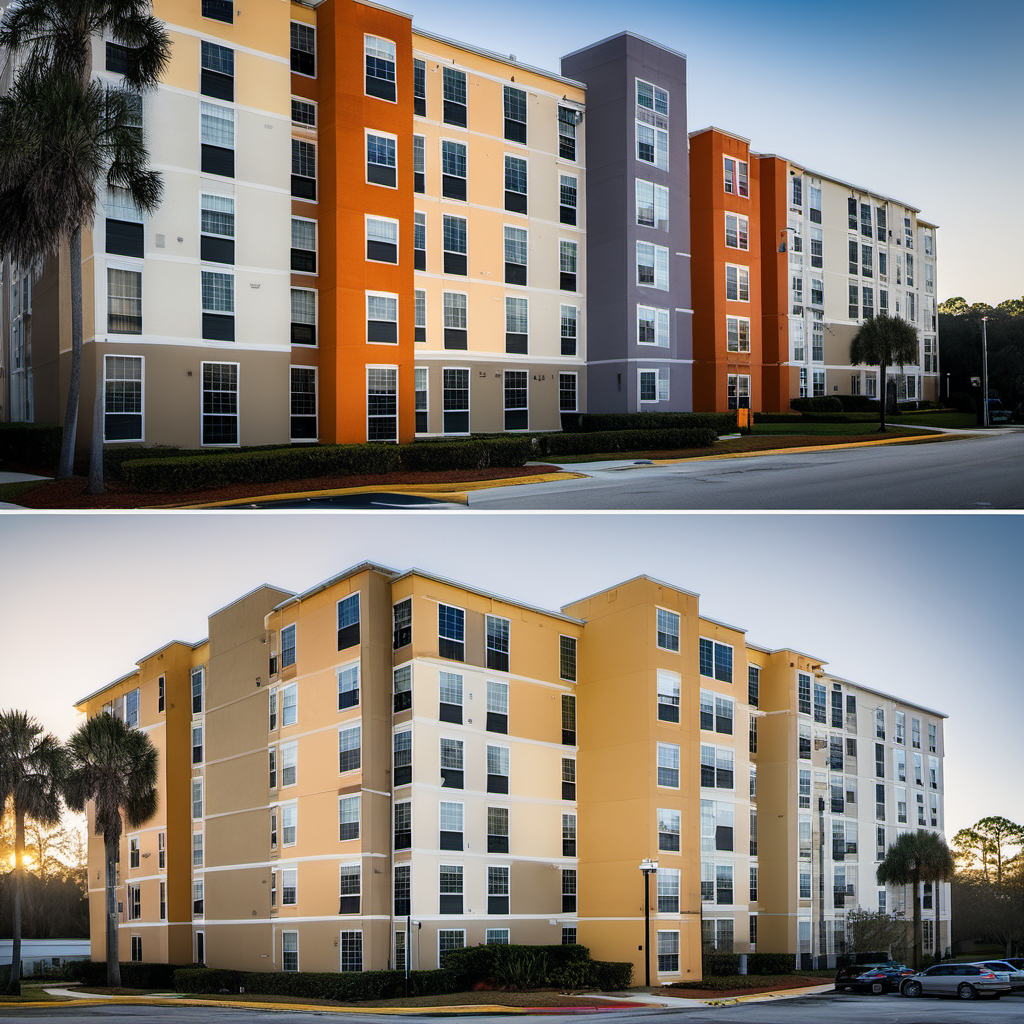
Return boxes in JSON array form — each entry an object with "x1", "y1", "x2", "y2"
[{"x1": 75, "y1": 564, "x2": 948, "y2": 982}]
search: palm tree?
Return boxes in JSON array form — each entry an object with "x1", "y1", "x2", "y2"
[
  {"x1": 877, "y1": 829, "x2": 954, "y2": 971},
  {"x1": 0, "y1": 0, "x2": 171, "y2": 489},
  {"x1": 64, "y1": 713, "x2": 158, "y2": 989},
  {"x1": 849, "y1": 313, "x2": 920, "y2": 432},
  {"x1": 0, "y1": 711, "x2": 67, "y2": 996}
]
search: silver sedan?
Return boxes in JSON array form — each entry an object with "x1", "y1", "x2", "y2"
[{"x1": 901, "y1": 963, "x2": 1011, "y2": 1000}]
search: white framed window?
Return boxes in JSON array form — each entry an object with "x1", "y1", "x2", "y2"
[
  {"x1": 725, "y1": 264, "x2": 749, "y2": 302},
  {"x1": 560, "y1": 305, "x2": 577, "y2": 356},
  {"x1": 367, "y1": 366, "x2": 398, "y2": 442},
  {"x1": 637, "y1": 241, "x2": 669, "y2": 289},
  {"x1": 366, "y1": 216, "x2": 399, "y2": 264},
  {"x1": 726, "y1": 317, "x2": 750, "y2": 353},
  {"x1": 442, "y1": 367, "x2": 470, "y2": 435},
  {"x1": 366, "y1": 130, "x2": 397, "y2": 188},
  {"x1": 103, "y1": 354, "x2": 144, "y2": 441},
  {"x1": 657, "y1": 930, "x2": 680, "y2": 973},
  {"x1": 337, "y1": 661, "x2": 360, "y2": 710},
  {"x1": 338, "y1": 794, "x2": 360, "y2": 842},
  {"x1": 503, "y1": 84, "x2": 527, "y2": 143},
  {"x1": 727, "y1": 374, "x2": 750, "y2": 409},
  {"x1": 282, "y1": 929, "x2": 299, "y2": 972},
  {"x1": 339, "y1": 862, "x2": 361, "y2": 913},
  {"x1": 639, "y1": 368, "x2": 669, "y2": 403},
  {"x1": 340, "y1": 930, "x2": 363, "y2": 972},
  {"x1": 200, "y1": 362, "x2": 238, "y2": 446},
  {"x1": 291, "y1": 97, "x2": 316, "y2": 127},
  {"x1": 414, "y1": 365, "x2": 428, "y2": 431},
  {"x1": 200, "y1": 99, "x2": 234, "y2": 149},
  {"x1": 658, "y1": 808, "x2": 681, "y2": 851},
  {"x1": 365, "y1": 34, "x2": 396, "y2": 101},
  {"x1": 107, "y1": 267, "x2": 142, "y2": 334},
  {"x1": 657, "y1": 669, "x2": 681, "y2": 722},
  {"x1": 192, "y1": 879, "x2": 204, "y2": 917},
  {"x1": 442, "y1": 67, "x2": 467, "y2": 126},
  {"x1": 558, "y1": 372, "x2": 577, "y2": 413},
  {"x1": 559, "y1": 239, "x2": 577, "y2": 290},
  {"x1": 657, "y1": 868, "x2": 680, "y2": 913},
  {"x1": 280, "y1": 624, "x2": 296, "y2": 669},
  {"x1": 280, "y1": 741, "x2": 297, "y2": 787},
  {"x1": 192, "y1": 778, "x2": 204, "y2": 818},
  {"x1": 191, "y1": 724, "x2": 203, "y2": 764},
  {"x1": 291, "y1": 138, "x2": 317, "y2": 201},
  {"x1": 657, "y1": 742, "x2": 680, "y2": 788},
  {"x1": 366, "y1": 292, "x2": 398, "y2": 344},
  {"x1": 338, "y1": 723, "x2": 361, "y2": 774},
  {"x1": 723, "y1": 156, "x2": 748, "y2": 197},
  {"x1": 290, "y1": 21, "x2": 315, "y2": 76},
  {"x1": 280, "y1": 867, "x2": 297, "y2": 906},
  {"x1": 438, "y1": 929, "x2": 465, "y2": 967},
  {"x1": 290, "y1": 366, "x2": 317, "y2": 442},
  {"x1": 280, "y1": 682, "x2": 297, "y2": 727},
  {"x1": 559, "y1": 174, "x2": 578, "y2": 224},
  {"x1": 636, "y1": 179, "x2": 669, "y2": 230},
  {"x1": 638, "y1": 304, "x2": 670, "y2": 347},
  {"x1": 557, "y1": 105, "x2": 578, "y2": 160},
  {"x1": 291, "y1": 216, "x2": 317, "y2": 274},
  {"x1": 281, "y1": 802, "x2": 297, "y2": 846},
  {"x1": 441, "y1": 139, "x2": 467, "y2": 199},
  {"x1": 656, "y1": 607, "x2": 680, "y2": 651},
  {"x1": 725, "y1": 214, "x2": 749, "y2": 250}
]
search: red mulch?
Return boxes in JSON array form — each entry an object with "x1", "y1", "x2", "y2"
[
  {"x1": 667, "y1": 975, "x2": 828, "y2": 998},
  {"x1": 7, "y1": 465, "x2": 551, "y2": 509}
]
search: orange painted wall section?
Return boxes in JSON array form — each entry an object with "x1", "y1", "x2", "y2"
[
  {"x1": 757, "y1": 156, "x2": 791, "y2": 412},
  {"x1": 318, "y1": 1, "x2": 415, "y2": 443},
  {"x1": 689, "y1": 131, "x2": 761, "y2": 412}
]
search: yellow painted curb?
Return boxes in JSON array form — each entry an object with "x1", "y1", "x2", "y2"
[{"x1": 698, "y1": 983, "x2": 834, "y2": 1005}]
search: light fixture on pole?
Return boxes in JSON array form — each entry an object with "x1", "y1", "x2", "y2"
[
  {"x1": 638, "y1": 859, "x2": 658, "y2": 987},
  {"x1": 981, "y1": 316, "x2": 990, "y2": 428}
]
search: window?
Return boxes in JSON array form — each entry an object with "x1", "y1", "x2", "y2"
[
  {"x1": 200, "y1": 100, "x2": 234, "y2": 176},
  {"x1": 335, "y1": 593, "x2": 360, "y2": 649},
  {"x1": 635, "y1": 82, "x2": 668, "y2": 170},
  {"x1": 699, "y1": 690, "x2": 733, "y2": 734},
  {"x1": 159, "y1": 881, "x2": 166, "y2": 920},
  {"x1": 279, "y1": 867, "x2": 296, "y2": 906},
  {"x1": 812, "y1": 682, "x2": 827, "y2": 723},
  {"x1": 438, "y1": 606, "x2": 465, "y2": 662},
  {"x1": 560, "y1": 305, "x2": 578, "y2": 356},
  {"x1": 656, "y1": 608, "x2": 680, "y2": 651},
  {"x1": 338, "y1": 794, "x2": 359, "y2": 842},
  {"x1": 637, "y1": 241, "x2": 668, "y2": 289},
  {"x1": 439, "y1": 671, "x2": 463, "y2": 724},
  {"x1": 336, "y1": 930, "x2": 362, "y2": 973},
  {"x1": 504, "y1": 226, "x2": 528, "y2": 286},
  {"x1": 103, "y1": 355, "x2": 143, "y2": 441},
  {"x1": 337, "y1": 662, "x2": 359, "y2": 710},
  {"x1": 723, "y1": 157, "x2": 748, "y2": 197},
  {"x1": 413, "y1": 135, "x2": 425, "y2": 193},
  {"x1": 413, "y1": 58, "x2": 426, "y2": 116},
  {"x1": 415, "y1": 291, "x2": 427, "y2": 346},
  {"x1": 725, "y1": 264, "x2": 749, "y2": 302},
  {"x1": 657, "y1": 742, "x2": 680, "y2": 788},
  {"x1": 487, "y1": 745, "x2": 510, "y2": 794},
  {"x1": 636, "y1": 179, "x2": 669, "y2": 230},
  {"x1": 366, "y1": 131, "x2": 397, "y2": 187},
  {"x1": 438, "y1": 930, "x2": 464, "y2": 966},
  {"x1": 394, "y1": 863, "x2": 411, "y2": 917},
  {"x1": 443, "y1": 67, "x2": 467, "y2": 126},
  {"x1": 365, "y1": 35, "x2": 396, "y2": 101},
  {"x1": 895, "y1": 711, "x2": 905, "y2": 744},
  {"x1": 192, "y1": 879, "x2": 204, "y2": 917},
  {"x1": 200, "y1": 360, "x2": 239, "y2": 446},
  {"x1": 338, "y1": 724, "x2": 361, "y2": 774},
  {"x1": 503, "y1": 370, "x2": 528, "y2": 430},
  {"x1": 366, "y1": 216, "x2": 398, "y2": 264},
  {"x1": 558, "y1": 106, "x2": 578, "y2": 160},
  {"x1": 562, "y1": 868, "x2": 577, "y2": 912},
  {"x1": 394, "y1": 800, "x2": 411, "y2": 848},
  {"x1": 798, "y1": 722, "x2": 811, "y2": 759},
  {"x1": 559, "y1": 372, "x2": 577, "y2": 413},
  {"x1": 280, "y1": 682, "x2": 297, "y2": 727},
  {"x1": 367, "y1": 366, "x2": 398, "y2": 442},
  {"x1": 203, "y1": 0, "x2": 233, "y2": 22},
  {"x1": 366, "y1": 294, "x2": 398, "y2": 346},
  {"x1": 129, "y1": 837, "x2": 140, "y2": 869},
  {"x1": 486, "y1": 679, "x2": 508, "y2": 733},
  {"x1": 192, "y1": 725, "x2": 203, "y2": 764},
  {"x1": 290, "y1": 367, "x2": 316, "y2": 441},
  {"x1": 291, "y1": 98, "x2": 316, "y2": 127},
  {"x1": 503, "y1": 299, "x2": 528, "y2": 354},
  {"x1": 476, "y1": 615, "x2": 511, "y2": 674},
  {"x1": 560, "y1": 174, "x2": 578, "y2": 225},
  {"x1": 657, "y1": 869, "x2": 680, "y2": 913},
  {"x1": 807, "y1": 227, "x2": 822, "y2": 269},
  {"x1": 726, "y1": 317, "x2": 750, "y2": 353},
  {"x1": 748, "y1": 665, "x2": 759, "y2": 707},
  {"x1": 392, "y1": 599, "x2": 412, "y2": 651},
  {"x1": 928, "y1": 722, "x2": 938, "y2": 753},
  {"x1": 441, "y1": 140, "x2": 467, "y2": 200},
  {"x1": 158, "y1": 678, "x2": 165, "y2": 715},
  {"x1": 443, "y1": 367, "x2": 469, "y2": 433},
  {"x1": 658, "y1": 808, "x2": 681, "y2": 852},
  {"x1": 107, "y1": 268, "x2": 142, "y2": 334},
  {"x1": 440, "y1": 737, "x2": 464, "y2": 789},
  {"x1": 638, "y1": 305, "x2": 670, "y2": 347},
  {"x1": 393, "y1": 667, "x2": 412, "y2": 715},
  {"x1": 291, "y1": 217, "x2": 316, "y2": 273},
  {"x1": 658, "y1": 669, "x2": 681, "y2": 722},
  {"x1": 485, "y1": 928, "x2": 509, "y2": 946},
  {"x1": 700, "y1": 744, "x2": 733, "y2": 789},
  {"x1": 504, "y1": 155, "x2": 527, "y2": 214},
  {"x1": 338, "y1": 863, "x2": 360, "y2": 914},
  {"x1": 200, "y1": 40, "x2": 233, "y2": 102},
  {"x1": 561, "y1": 694, "x2": 576, "y2": 745},
  {"x1": 290, "y1": 289, "x2": 318, "y2": 347},
  {"x1": 808, "y1": 184, "x2": 822, "y2": 223},
  {"x1": 488, "y1": 806, "x2": 509, "y2": 853},
  {"x1": 442, "y1": 215, "x2": 467, "y2": 276},
  {"x1": 560, "y1": 240, "x2": 577, "y2": 291},
  {"x1": 561, "y1": 758, "x2": 576, "y2": 801},
  {"x1": 158, "y1": 832, "x2": 165, "y2": 869},
  {"x1": 281, "y1": 930, "x2": 298, "y2": 972},
  {"x1": 290, "y1": 23, "x2": 315, "y2": 76},
  {"x1": 105, "y1": 186, "x2": 143, "y2": 258},
  {"x1": 201, "y1": 270, "x2": 234, "y2": 341},
  {"x1": 503, "y1": 85, "x2": 527, "y2": 143},
  {"x1": 699, "y1": 638, "x2": 733, "y2": 683},
  {"x1": 281, "y1": 803, "x2": 297, "y2": 846},
  {"x1": 725, "y1": 214, "x2": 749, "y2": 250},
  {"x1": 439, "y1": 861, "x2": 463, "y2": 909},
  {"x1": 443, "y1": 292, "x2": 468, "y2": 349}
]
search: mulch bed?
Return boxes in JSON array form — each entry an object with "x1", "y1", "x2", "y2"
[{"x1": 666, "y1": 975, "x2": 828, "y2": 998}]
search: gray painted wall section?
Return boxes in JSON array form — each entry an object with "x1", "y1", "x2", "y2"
[{"x1": 562, "y1": 34, "x2": 692, "y2": 414}]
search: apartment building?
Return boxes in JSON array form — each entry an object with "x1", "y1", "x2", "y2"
[
  {"x1": 689, "y1": 127, "x2": 940, "y2": 412},
  {"x1": 75, "y1": 564, "x2": 948, "y2": 981}
]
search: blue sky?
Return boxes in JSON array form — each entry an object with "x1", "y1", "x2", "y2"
[
  {"x1": 0, "y1": 512, "x2": 1020, "y2": 841},
  {"x1": 399, "y1": 0, "x2": 1023, "y2": 305}
]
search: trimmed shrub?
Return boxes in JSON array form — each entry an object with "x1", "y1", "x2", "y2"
[
  {"x1": 672, "y1": 974, "x2": 797, "y2": 991},
  {"x1": 443, "y1": 943, "x2": 590, "y2": 990},
  {"x1": 0, "y1": 964, "x2": 9, "y2": 990},
  {"x1": 537, "y1": 427, "x2": 717, "y2": 457},
  {"x1": 207, "y1": 968, "x2": 457, "y2": 1001},
  {"x1": 588, "y1": 960, "x2": 633, "y2": 991},
  {"x1": 560, "y1": 411, "x2": 735, "y2": 435},
  {"x1": 173, "y1": 968, "x2": 243, "y2": 994},
  {"x1": 0, "y1": 422, "x2": 63, "y2": 469},
  {"x1": 63, "y1": 961, "x2": 186, "y2": 988},
  {"x1": 790, "y1": 397, "x2": 843, "y2": 413},
  {"x1": 121, "y1": 444, "x2": 401, "y2": 492},
  {"x1": 834, "y1": 395, "x2": 879, "y2": 412},
  {"x1": 63, "y1": 961, "x2": 106, "y2": 985},
  {"x1": 702, "y1": 952, "x2": 740, "y2": 976},
  {"x1": 750, "y1": 413, "x2": 806, "y2": 424},
  {"x1": 747, "y1": 953, "x2": 795, "y2": 975},
  {"x1": 398, "y1": 438, "x2": 532, "y2": 471}
]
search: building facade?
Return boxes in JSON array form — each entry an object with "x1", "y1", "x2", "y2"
[{"x1": 76, "y1": 564, "x2": 949, "y2": 980}]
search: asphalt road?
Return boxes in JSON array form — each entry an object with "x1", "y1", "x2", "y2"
[{"x1": 467, "y1": 432, "x2": 1024, "y2": 510}]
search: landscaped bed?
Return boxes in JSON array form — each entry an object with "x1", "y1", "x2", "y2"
[{"x1": 667, "y1": 973, "x2": 831, "y2": 998}]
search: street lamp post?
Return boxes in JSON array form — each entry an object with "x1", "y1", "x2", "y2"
[
  {"x1": 639, "y1": 859, "x2": 658, "y2": 987},
  {"x1": 981, "y1": 316, "x2": 990, "y2": 427}
]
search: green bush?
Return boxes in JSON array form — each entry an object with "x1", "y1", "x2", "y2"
[
  {"x1": 442, "y1": 943, "x2": 590, "y2": 989},
  {"x1": 750, "y1": 413, "x2": 805, "y2": 424},
  {"x1": 561, "y1": 412, "x2": 735, "y2": 435},
  {"x1": 121, "y1": 444, "x2": 401, "y2": 492},
  {"x1": 834, "y1": 395, "x2": 880, "y2": 412},
  {"x1": 63, "y1": 961, "x2": 186, "y2": 988},
  {"x1": 192, "y1": 968, "x2": 457, "y2": 1001},
  {"x1": 672, "y1": 974, "x2": 796, "y2": 991},
  {"x1": 0, "y1": 964, "x2": 9, "y2": 989},
  {"x1": 537, "y1": 427, "x2": 717, "y2": 457},
  {"x1": 0, "y1": 422, "x2": 63, "y2": 469},
  {"x1": 790, "y1": 397, "x2": 843, "y2": 413},
  {"x1": 103, "y1": 444, "x2": 296, "y2": 479},
  {"x1": 702, "y1": 952, "x2": 741, "y2": 976},
  {"x1": 398, "y1": 438, "x2": 532, "y2": 471},
  {"x1": 173, "y1": 968, "x2": 243, "y2": 993},
  {"x1": 747, "y1": 953, "x2": 795, "y2": 975},
  {"x1": 588, "y1": 960, "x2": 633, "y2": 991}
]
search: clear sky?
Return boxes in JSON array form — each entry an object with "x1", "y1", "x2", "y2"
[
  {"x1": 397, "y1": 0, "x2": 1022, "y2": 305},
  {"x1": 1, "y1": 512, "x2": 1020, "y2": 842}
]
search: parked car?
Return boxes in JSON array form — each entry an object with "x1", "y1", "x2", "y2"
[
  {"x1": 987, "y1": 400, "x2": 1012, "y2": 424},
  {"x1": 845, "y1": 964, "x2": 915, "y2": 994},
  {"x1": 835, "y1": 962, "x2": 890, "y2": 991},
  {"x1": 900, "y1": 963, "x2": 1010, "y2": 1000},
  {"x1": 967, "y1": 960, "x2": 1024, "y2": 991}
]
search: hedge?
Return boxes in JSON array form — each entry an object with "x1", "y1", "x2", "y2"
[
  {"x1": 747, "y1": 952, "x2": 795, "y2": 975},
  {"x1": 790, "y1": 397, "x2": 843, "y2": 413},
  {"x1": 120, "y1": 444, "x2": 402, "y2": 492},
  {"x1": 672, "y1": 974, "x2": 798, "y2": 991},
  {"x1": 702, "y1": 952, "x2": 740, "y2": 976},
  {"x1": 398, "y1": 438, "x2": 532, "y2": 471},
  {"x1": 103, "y1": 444, "x2": 292, "y2": 479},
  {"x1": 174, "y1": 968, "x2": 459, "y2": 1000},
  {"x1": 536, "y1": 427, "x2": 718, "y2": 457},
  {"x1": 0, "y1": 422, "x2": 63, "y2": 469},
  {"x1": 560, "y1": 412, "x2": 735, "y2": 435},
  {"x1": 589, "y1": 960, "x2": 633, "y2": 991},
  {"x1": 442, "y1": 943, "x2": 591, "y2": 990},
  {"x1": 63, "y1": 961, "x2": 187, "y2": 988}
]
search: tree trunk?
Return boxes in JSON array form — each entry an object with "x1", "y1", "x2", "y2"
[
  {"x1": 878, "y1": 361, "x2": 888, "y2": 432},
  {"x1": 86, "y1": 382, "x2": 105, "y2": 494},
  {"x1": 934, "y1": 885, "x2": 941, "y2": 960},
  {"x1": 56, "y1": 225, "x2": 84, "y2": 478},
  {"x1": 7, "y1": 809, "x2": 25, "y2": 995},
  {"x1": 911, "y1": 871, "x2": 922, "y2": 971},
  {"x1": 105, "y1": 833, "x2": 121, "y2": 989}
]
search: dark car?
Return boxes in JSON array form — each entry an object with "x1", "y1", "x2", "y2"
[
  {"x1": 846, "y1": 964, "x2": 914, "y2": 995},
  {"x1": 835, "y1": 962, "x2": 905, "y2": 993}
]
